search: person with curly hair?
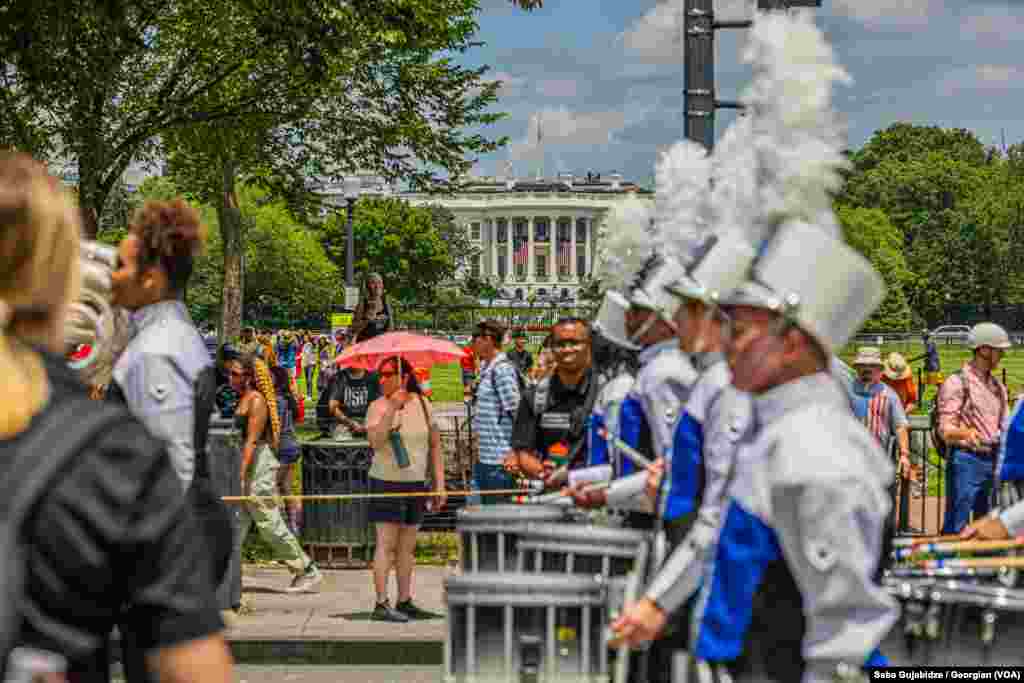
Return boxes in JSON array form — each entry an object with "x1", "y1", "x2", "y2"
[
  {"x1": 231, "y1": 354, "x2": 322, "y2": 593},
  {"x1": 108, "y1": 198, "x2": 213, "y2": 490}
]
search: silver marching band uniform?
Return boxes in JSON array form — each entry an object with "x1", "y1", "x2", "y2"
[
  {"x1": 682, "y1": 223, "x2": 899, "y2": 683},
  {"x1": 112, "y1": 300, "x2": 212, "y2": 490}
]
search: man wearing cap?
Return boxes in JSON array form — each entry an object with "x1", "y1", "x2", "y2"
[
  {"x1": 506, "y1": 330, "x2": 534, "y2": 378},
  {"x1": 683, "y1": 222, "x2": 897, "y2": 683},
  {"x1": 610, "y1": 234, "x2": 755, "y2": 661},
  {"x1": 937, "y1": 322, "x2": 1011, "y2": 534},
  {"x1": 851, "y1": 347, "x2": 913, "y2": 481},
  {"x1": 882, "y1": 351, "x2": 918, "y2": 414}
]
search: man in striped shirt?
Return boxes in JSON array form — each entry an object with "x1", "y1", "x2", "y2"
[
  {"x1": 851, "y1": 347, "x2": 911, "y2": 475},
  {"x1": 471, "y1": 320, "x2": 523, "y2": 504}
]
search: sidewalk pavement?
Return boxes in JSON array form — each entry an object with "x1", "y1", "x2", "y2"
[{"x1": 226, "y1": 566, "x2": 447, "y2": 665}]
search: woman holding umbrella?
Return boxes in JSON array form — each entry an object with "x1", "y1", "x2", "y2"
[{"x1": 364, "y1": 356, "x2": 446, "y2": 622}]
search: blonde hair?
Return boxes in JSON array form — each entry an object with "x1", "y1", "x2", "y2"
[
  {"x1": 248, "y1": 356, "x2": 280, "y2": 449},
  {"x1": 0, "y1": 153, "x2": 81, "y2": 438}
]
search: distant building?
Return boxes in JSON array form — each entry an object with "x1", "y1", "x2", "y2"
[{"x1": 401, "y1": 172, "x2": 652, "y2": 303}]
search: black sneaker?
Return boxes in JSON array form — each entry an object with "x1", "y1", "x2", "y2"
[
  {"x1": 372, "y1": 600, "x2": 409, "y2": 623},
  {"x1": 395, "y1": 599, "x2": 434, "y2": 620}
]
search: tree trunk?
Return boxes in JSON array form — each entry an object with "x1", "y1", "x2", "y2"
[{"x1": 218, "y1": 158, "x2": 245, "y2": 344}]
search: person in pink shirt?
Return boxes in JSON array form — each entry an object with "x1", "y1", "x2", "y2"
[{"x1": 937, "y1": 322, "x2": 1011, "y2": 533}]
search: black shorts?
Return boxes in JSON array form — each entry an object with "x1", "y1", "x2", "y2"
[{"x1": 368, "y1": 478, "x2": 428, "y2": 526}]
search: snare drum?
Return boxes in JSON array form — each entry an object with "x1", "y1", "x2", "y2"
[
  {"x1": 445, "y1": 572, "x2": 609, "y2": 682},
  {"x1": 456, "y1": 505, "x2": 568, "y2": 572},
  {"x1": 515, "y1": 523, "x2": 651, "y2": 579},
  {"x1": 882, "y1": 576, "x2": 1024, "y2": 665}
]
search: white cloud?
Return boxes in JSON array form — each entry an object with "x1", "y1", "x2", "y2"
[
  {"x1": 830, "y1": 0, "x2": 942, "y2": 28},
  {"x1": 618, "y1": 0, "x2": 753, "y2": 63},
  {"x1": 489, "y1": 70, "x2": 528, "y2": 97},
  {"x1": 963, "y1": 7, "x2": 1024, "y2": 42},
  {"x1": 507, "y1": 107, "x2": 628, "y2": 160},
  {"x1": 937, "y1": 64, "x2": 1024, "y2": 97},
  {"x1": 535, "y1": 78, "x2": 580, "y2": 98}
]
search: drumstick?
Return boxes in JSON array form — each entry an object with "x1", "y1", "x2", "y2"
[
  {"x1": 597, "y1": 427, "x2": 654, "y2": 470},
  {"x1": 899, "y1": 556, "x2": 1024, "y2": 570},
  {"x1": 892, "y1": 534, "x2": 963, "y2": 548},
  {"x1": 518, "y1": 481, "x2": 612, "y2": 505},
  {"x1": 893, "y1": 538, "x2": 1024, "y2": 559},
  {"x1": 886, "y1": 567, "x2": 1000, "y2": 579}
]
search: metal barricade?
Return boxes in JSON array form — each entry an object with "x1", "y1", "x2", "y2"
[
  {"x1": 300, "y1": 438, "x2": 374, "y2": 565},
  {"x1": 891, "y1": 416, "x2": 945, "y2": 536},
  {"x1": 208, "y1": 417, "x2": 243, "y2": 611}
]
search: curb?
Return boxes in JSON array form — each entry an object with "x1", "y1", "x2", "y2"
[{"x1": 228, "y1": 639, "x2": 443, "y2": 666}]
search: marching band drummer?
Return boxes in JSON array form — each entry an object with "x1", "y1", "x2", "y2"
[
  {"x1": 678, "y1": 222, "x2": 897, "y2": 683},
  {"x1": 610, "y1": 233, "x2": 754, "y2": 654}
]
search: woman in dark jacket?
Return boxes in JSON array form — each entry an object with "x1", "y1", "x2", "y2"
[{"x1": 351, "y1": 272, "x2": 393, "y2": 343}]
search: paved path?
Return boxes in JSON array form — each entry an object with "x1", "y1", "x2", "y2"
[{"x1": 229, "y1": 566, "x2": 448, "y2": 642}]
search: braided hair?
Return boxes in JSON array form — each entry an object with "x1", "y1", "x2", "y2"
[{"x1": 242, "y1": 354, "x2": 280, "y2": 449}]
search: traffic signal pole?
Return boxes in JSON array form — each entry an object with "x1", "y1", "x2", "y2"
[{"x1": 683, "y1": 0, "x2": 822, "y2": 151}]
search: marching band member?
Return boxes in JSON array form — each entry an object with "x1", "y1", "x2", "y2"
[
  {"x1": 107, "y1": 199, "x2": 213, "y2": 491},
  {"x1": 611, "y1": 232, "x2": 755, "y2": 653}
]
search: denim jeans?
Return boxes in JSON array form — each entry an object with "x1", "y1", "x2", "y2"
[
  {"x1": 942, "y1": 449, "x2": 996, "y2": 534},
  {"x1": 473, "y1": 462, "x2": 516, "y2": 505}
]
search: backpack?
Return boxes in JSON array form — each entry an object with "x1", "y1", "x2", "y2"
[
  {"x1": 487, "y1": 359, "x2": 528, "y2": 423},
  {"x1": 0, "y1": 395, "x2": 129, "y2": 680}
]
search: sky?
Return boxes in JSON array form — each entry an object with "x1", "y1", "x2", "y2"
[{"x1": 460, "y1": 0, "x2": 1024, "y2": 185}]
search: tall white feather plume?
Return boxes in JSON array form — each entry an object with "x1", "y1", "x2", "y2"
[
  {"x1": 593, "y1": 196, "x2": 655, "y2": 294},
  {"x1": 655, "y1": 139, "x2": 712, "y2": 266},
  {"x1": 708, "y1": 113, "x2": 764, "y2": 247},
  {"x1": 741, "y1": 9, "x2": 851, "y2": 238}
]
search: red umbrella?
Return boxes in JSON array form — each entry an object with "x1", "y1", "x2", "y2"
[{"x1": 336, "y1": 331, "x2": 466, "y2": 371}]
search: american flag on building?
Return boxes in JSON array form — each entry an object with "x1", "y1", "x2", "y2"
[
  {"x1": 558, "y1": 238, "x2": 571, "y2": 276},
  {"x1": 514, "y1": 240, "x2": 528, "y2": 272}
]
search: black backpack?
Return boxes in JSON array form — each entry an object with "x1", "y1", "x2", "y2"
[{"x1": 0, "y1": 395, "x2": 129, "y2": 679}]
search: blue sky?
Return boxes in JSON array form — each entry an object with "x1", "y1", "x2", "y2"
[{"x1": 461, "y1": 0, "x2": 1024, "y2": 184}]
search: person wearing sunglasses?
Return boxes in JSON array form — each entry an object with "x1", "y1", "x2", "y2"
[
  {"x1": 364, "y1": 357, "x2": 446, "y2": 622},
  {"x1": 503, "y1": 318, "x2": 597, "y2": 484}
]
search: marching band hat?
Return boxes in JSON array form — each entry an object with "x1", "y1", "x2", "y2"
[
  {"x1": 593, "y1": 290, "x2": 641, "y2": 351},
  {"x1": 664, "y1": 231, "x2": 756, "y2": 308},
  {"x1": 721, "y1": 220, "x2": 885, "y2": 356},
  {"x1": 628, "y1": 256, "x2": 688, "y2": 323}
]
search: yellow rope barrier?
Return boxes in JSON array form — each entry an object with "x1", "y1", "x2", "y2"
[{"x1": 221, "y1": 488, "x2": 534, "y2": 504}]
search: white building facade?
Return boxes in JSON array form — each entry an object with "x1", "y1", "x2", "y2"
[{"x1": 402, "y1": 173, "x2": 652, "y2": 302}]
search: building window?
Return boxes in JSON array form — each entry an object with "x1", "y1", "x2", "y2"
[
  {"x1": 535, "y1": 247, "x2": 547, "y2": 279},
  {"x1": 538, "y1": 288, "x2": 547, "y2": 298},
  {"x1": 515, "y1": 288, "x2": 524, "y2": 301},
  {"x1": 497, "y1": 252, "x2": 507, "y2": 280},
  {"x1": 534, "y1": 217, "x2": 550, "y2": 242},
  {"x1": 562, "y1": 288, "x2": 570, "y2": 300},
  {"x1": 496, "y1": 218, "x2": 508, "y2": 243},
  {"x1": 576, "y1": 218, "x2": 587, "y2": 243},
  {"x1": 471, "y1": 222, "x2": 481, "y2": 240},
  {"x1": 471, "y1": 254, "x2": 481, "y2": 278},
  {"x1": 577, "y1": 249, "x2": 587, "y2": 278}
]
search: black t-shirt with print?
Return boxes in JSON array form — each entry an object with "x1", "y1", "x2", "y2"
[
  {"x1": 511, "y1": 367, "x2": 596, "y2": 469},
  {"x1": 330, "y1": 370, "x2": 382, "y2": 420}
]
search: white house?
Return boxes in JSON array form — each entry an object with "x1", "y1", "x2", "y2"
[{"x1": 401, "y1": 172, "x2": 653, "y2": 302}]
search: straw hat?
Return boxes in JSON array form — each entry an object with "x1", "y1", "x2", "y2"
[
  {"x1": 852, "y1": 347, "x2": 884, "y2": 368},
  {"x1": 884, "y1": 352, "x2": 911, "y2": 380}
]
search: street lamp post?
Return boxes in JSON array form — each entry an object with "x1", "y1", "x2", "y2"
[{"x1": 342, "y1": 177, "x2": 361, "y2": 288}]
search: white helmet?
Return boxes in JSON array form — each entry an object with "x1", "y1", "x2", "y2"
[{"x1": 968, "y1": 322, "x2": 1011, "y2": 350}]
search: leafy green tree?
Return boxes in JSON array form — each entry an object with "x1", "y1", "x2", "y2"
[
  {"x1": 318, "y1": 196, "x2": 472, "y2": 305},
  {"x1": 836, "y1": 205, "x2": 915, "y2": 330},
  {"x1": 848, "y1": 123, "x2": 989, "y2": 176}
]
